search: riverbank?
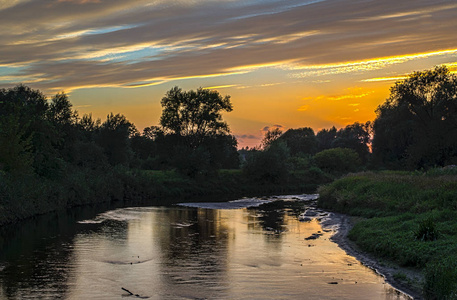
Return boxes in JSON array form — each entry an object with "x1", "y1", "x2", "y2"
[
  {"x1": 322, "y1": 212, "x2": 423, "y2": 299},
  {"x1": 0, "y1": 168, "x2": 329, "y2": 226},
  {"x1": 317, "y1": 169, "x2": 457, "y2": 300}
]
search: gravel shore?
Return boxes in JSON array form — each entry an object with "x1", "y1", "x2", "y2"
[{"x1": 321, "y1": 212, "x2": 424, "y2": 300}]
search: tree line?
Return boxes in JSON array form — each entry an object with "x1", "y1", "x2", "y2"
[
  {"x1": 0, "y1": 86, "x2": 239, "y2": 179},
  {"x1": 243, "y1": 66, "x2": 457, "y2": 181},
  {"x1": 1, "y1": 66, "x2": 456, "y2": 182}
]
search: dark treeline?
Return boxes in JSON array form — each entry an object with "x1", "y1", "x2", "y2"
[
  {"x1": 0, "y1": 85, "x2": 247, "y2": 224},
  {"x1": 241, "y1": 121, "x2": 371, "y2": 184},
  {"x1": 242, "y1": 66, "x2": 457, "y2": 181},
  {"x1": 1, "y1": 66, "x2": 457, "y2": 224},
  {"x1": 316, "y1": 67, "x2": 457, "y2": 300},
  {"x1": 0, "y1": 85, "x2": 239, "y2": 178}
]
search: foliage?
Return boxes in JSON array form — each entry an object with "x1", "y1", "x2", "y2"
[
  {"x1": 154, "y1": 87, "x2": 238, "y2": 175},
  {"x1": 424, "y1": 258, "x2": 457, "y2": 300},
  {"x1": 243, "y1": 141, "x2": 291, "y2": 183},
  {"x1": 318, "y1": 171, "x2": 457, "y2": 299},
  {"x1": 288, "y1": 154, "x2": 314, "y2": 171},
  {"x1": 314, "y1": 147, "x2": 361, "y2": 174},
  {"x1": 414, "y1": 217, "x2": 439, "y2": 241},
  {"x1": 316, "y1": 126, "x2": 337, "y2": 152},
  {"x1": 97, "y1": 113, "x2": 136, "y2": 166},
  {"x1": 160, "y1": 86, "x2": 233, "y2": 147},
  {"x1": 0, "y1": 85, "x2": 63, "y2": 178},
  {"x1": 261, "y1": 127, "x2": 283, "y2": 149},
  {"x1": 276, "y1": 127, "x2": 318, "y2": 156},
  {"x1": 0, "y1": 113, "x2": 33, "y2": 175},
  {"x1": 372, "y1": 66, "x2": 457, "y2": 169},
  {"x1": 331, "y1": 122, "x2": 371, "y2": 162}
]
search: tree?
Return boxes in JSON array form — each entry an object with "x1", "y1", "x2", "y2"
[
  {"x1": 261, "y1": 127, "x2": 283, "y2": 149},
  {"x1": 0, "y1": 85, "x2": 62, "y2": 177},
  {"x1": 316, "y1": 126, "x2": 337, "y2": 152},
  {"x1": 79, "y1": 113, "x2": 101, "y2": 134},
  {"x1": 332, "y1": 122, "x2": 371, "y2": 163},
  {"x1": 372, "y1": 66, "x2": 457, "y2": 169},
  {"x1": 48, "y1": 92, "x2": 78, "y2": 126},
  {"x1": 314, "y1": 148, "x2": 361, "y2": 174},
  {"x1": 97, "y1": 113, "x2": 137, "y2": 166},
  {"x1": 0, "y1": 114, "x2": 33, "y2": 175},
  {"x1": 159, "y1": 86, "x2": 233, "y2": 147},
  {"x1": 243, "y1": 141, "x2": 290, "y2": 183},
  {"x1": 154, "y1": 87, "x2": 238, "y2": 175},
  {"x1": 277, "y1": 127, "x2": 318, "y2": 156}
]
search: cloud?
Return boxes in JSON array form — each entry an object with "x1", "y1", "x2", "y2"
[
  {"x1": 297, "y1": 105, "x2": 309, "y2": 111},
  {"x1": 58, "y1": 0, "x2": 100, "y2": 3},
  {"x1": 1, "y1": 0, "x2": 457, "y2": 92},
  {"x1": 203, "y1": 85, "x2": 238, "y2": 90},
  {"x1": 288, "y1": 49, "x2": 457, "y2": 79},
  {"x1": 326, "y1": 91, "x2": 374, "y2": 101},
  {"x1": 261, "y1": 124, "x2": 284, "y2": 133},
  {"x1": 236, "y1": 134, "x2": 258, "y2": 139}
]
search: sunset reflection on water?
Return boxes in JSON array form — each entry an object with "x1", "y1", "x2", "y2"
[{"x1": 0, "y1": 199, "x2": 411, "y2": 299}]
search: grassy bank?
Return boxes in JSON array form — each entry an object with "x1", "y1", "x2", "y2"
[
  {"x1": 0, "y1": 167, "x2": 329, "y2": 226},
  {"x1": 317, "y1": 169, "x2": 457, "y2": 299}
]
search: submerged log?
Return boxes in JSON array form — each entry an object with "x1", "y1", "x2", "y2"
[{"x1": 122, "y1": 287, "x2": 134, "y2": 295}]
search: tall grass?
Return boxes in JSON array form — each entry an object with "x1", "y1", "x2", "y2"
[{"x1": 318, "y1": 170, "x2": 457, "y2": 299}]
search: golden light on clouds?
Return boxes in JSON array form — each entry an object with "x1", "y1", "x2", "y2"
[
  {"x1": 361, "y1": 76, "x2": 408, "y2": 83},
  {"x1": 203, "y1": 85, "x2": 238, "y2": 90},
  {"x1": 326, "y1": 91, "x2": 374, "y2": 101},
  {"x1": 1, "y1": 0, "x2": 457, "y2": 148},
  {"x1": 288, "y1": 49, "x2": 457, "y2": 78},
  {"x1": 297, "y1": 105, "x2": 309, "y2": 112}
]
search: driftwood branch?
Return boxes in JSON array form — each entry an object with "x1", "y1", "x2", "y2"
[
  {"x1": 122, "y1": 287, "x2": 149, "y2": 298},
  {"x1": 122, "y1": 287, "x2": 134, "y2": 295}
]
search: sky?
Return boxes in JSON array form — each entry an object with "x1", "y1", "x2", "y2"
[{"x1": 1, "y1": 0, "x2": 457, "y2": 148}]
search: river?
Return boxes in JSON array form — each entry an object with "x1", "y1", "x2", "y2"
[{"x1": 0, "y1": 194, "x2": 411, "y2": 299}]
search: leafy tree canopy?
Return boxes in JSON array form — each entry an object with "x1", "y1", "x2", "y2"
[
  {"x1": 160, "y1": 87, "x2": 233, "y2": 144},
  {"x1": 278, "y1": 127, "x2": 318, "y2": 156},
  {"x1": 314, "y1": 147, "x2": 361, "y2": 174},
  {"x1": 372, "y1": 66, "x2": 457, "y2": 169},
  {"x1": 261, "y1": 127, "x2": 283, "y2": 149}
]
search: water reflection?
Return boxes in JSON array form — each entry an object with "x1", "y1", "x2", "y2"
[{"x1": 0, "y1": 196, "x2": 411, "y2": 300}]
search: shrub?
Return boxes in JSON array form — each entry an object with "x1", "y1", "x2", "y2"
[
  {"x1": 414, "y1": 217, "x2": 439, "y2": 241},
  {"x1": 314, "y1": 148, "x2": 361, "y2": 174},
  {"x1": 242, "y1": 141, "x2": 290, "y2": 183},
  {"x1": 424, "y1": 258, "x2": 457, "y2": 300}
]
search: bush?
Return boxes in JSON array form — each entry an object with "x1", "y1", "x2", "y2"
[
  {"x1": 242, "y1": 141, "x2": 290, "y2": 183},
  {"x1": 314, "y1": 148, "x2": 361, "y2": 174},
  {"x1": 414, "y1": 217, "x2": 439, "y2": 241},
  {"x1": 424, "y1": 258, "x2": 457, "y2": 300}
]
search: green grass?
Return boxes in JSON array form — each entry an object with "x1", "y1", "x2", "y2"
[
  {"x1": 317, "y1": 170, "x2": 457, "y2": 299},
  {"x1": 0, "y1": 166, "x2": 331, "y2": 226}
]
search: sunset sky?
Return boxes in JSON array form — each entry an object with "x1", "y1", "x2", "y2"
[{"x1": 1, "y1": 0, "x2": 457, "y2": 148}]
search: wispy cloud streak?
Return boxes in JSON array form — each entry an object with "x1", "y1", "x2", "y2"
[{"x1": 0, "y1": 0, "x2": 456, "y2": 92}]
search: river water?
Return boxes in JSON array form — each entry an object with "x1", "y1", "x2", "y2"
[{"x1": 0, "y1": 195, "x2": 411, "y2": 299}]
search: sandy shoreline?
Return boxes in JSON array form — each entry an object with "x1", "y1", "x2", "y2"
[{"x1": 321, "y1": 212, "x2": 424, "y2": 300}]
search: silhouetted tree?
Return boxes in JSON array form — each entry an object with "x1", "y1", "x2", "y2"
[
  {"x1": 277, "y1": 127, "x2": 318, "y2": 156},
  {"x1": 79, "y1": 113, "x2": 101, "y2": 136},
  {"x1": 316, "y1": 126, "x2": 337, "y2": 152},
  {"x1": 243, "y1": 141, "x2": 290, "y2": 183},
  {"x1": 332, "y1": 122, "x2": 371, "y2": 163},
  {"x1": 0, "y1": 85, "x2": 63, "y2": 177},
  {"x1": 97, "y1": 113, "x2": 137, "y2": 166},
  {"x1": 155, "y1": 87, "x2": 238, "y2": 175},
  {"x1": 160, "y1": 86, "x2": 233, "y2": 148},
  {"x1": 0, "y1": 113, "x2": 33, "y2": 175},
  {"x1": 372, "y1": 66, "x2": 457, "y2": 169},
  {"x1": 261, "y1": 128, "x2": 283, "y2": 149},
  {"x1": 48, "y1": 92, "x2": 78, "y2": 126},
  {"x1": 314, "y1": 148, "x2": 361, "y2": 174}
]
